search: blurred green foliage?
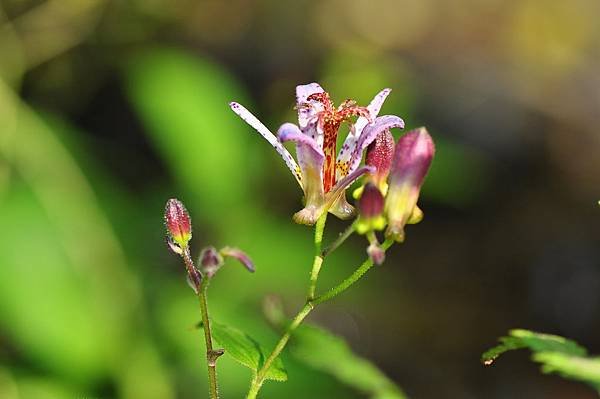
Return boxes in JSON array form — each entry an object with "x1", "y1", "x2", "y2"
[
  {"x1": 483, "y1": 329, "x2": 600, "y2": 392},
  {"x1": 1, "y1": 0, "x2": 599, "y2": 398},
  {"x1": 291, "y1": 323, "x2": 408, "y2": 399}
]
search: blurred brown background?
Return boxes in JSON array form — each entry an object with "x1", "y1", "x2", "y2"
[{"x1": 1, "y1": 0, "x2": 599, "y2": 398}]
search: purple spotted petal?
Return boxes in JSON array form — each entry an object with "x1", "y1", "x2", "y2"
[
  {"x1": 296, "y1": 83, "x2": 324, "y2": 128},
  {"x1": 230, "y1": 102, "x2": 303, "y2": 187},
  {"x1": 336, "y1": 88, "x2": 391, "y2": 180},
  {"x1": 295, "y1": 83, "x2": 325, "y2": 146},
  {"x1": 354, "y1": 88, "x2": 391, "y2": 135},
  {"x1": 347, "y1": 115, "x2": 404, "y2": 176},
  {"x1": 278, "y1": 123, "x2": 325, "y2": 206}
]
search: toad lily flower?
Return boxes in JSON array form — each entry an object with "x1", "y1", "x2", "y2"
[{"x1": 230, "y1": 83, "x2": 404, "y2": 225}]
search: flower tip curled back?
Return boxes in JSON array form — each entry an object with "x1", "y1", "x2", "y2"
[
  {"x1": 293, "y1": 206, "x2": 320, "y2": 225},
  {"x1": 164, "y1": 198, "x2": 192, "y2": 250}
]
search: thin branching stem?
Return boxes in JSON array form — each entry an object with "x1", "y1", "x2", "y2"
[
  {"x1": 183, "y1": 249, "x2": 219, "y2": 399},
  {"x1": 198, "y1": 282, "x2": 219, "y2": 399},
  {"x1": 321, "y1": 222, "x2": 355, "y2": 258},
  {"x1": 246, "y1": 302, "x2": 314, "y2": 399},
  {"x1": 247, "y1": 216, "x2": 396, "y2": 398},
  {"x1": 314, "y1": 238, "x2": 394, "y2": 305}
]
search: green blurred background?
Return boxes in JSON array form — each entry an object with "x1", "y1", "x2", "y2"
[{"x1": 1, "y1": 0, "x2": 599, "y2": 398}]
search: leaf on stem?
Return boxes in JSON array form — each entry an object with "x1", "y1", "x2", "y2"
[
  {"x1": 198, "y1": 321, "x2": 287, "y2": 381},
  {"x1": 483, "y1": 329, "x2": 600, "y2": 390},
  {"x1": 290, "y1": 323, "x2": 407, "y2": 399}
]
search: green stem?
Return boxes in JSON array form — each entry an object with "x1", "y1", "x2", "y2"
[
  {"x1": 183, "y1": 249, "x2": 219, "y2": 399},
  {"x1": 246, "y1": 302, "x2": 314, "y2": 399},
  {"x1": 199, "y1": 282, "x2": 219, "y2": 399},
  {"x1": 307, "y1": 213, "x2": 327, "y2": 300},
  {"x1": 313, "y1": 238, "x2": 394, "y2": 305},
  {"x1": 246, "y1": 220, "x2": 395, "y2": 398},
  {"x1": 321, "y1": 223, "x2": 355, "y2": 258}
]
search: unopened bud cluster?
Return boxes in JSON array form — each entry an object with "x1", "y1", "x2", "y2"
[
  {"x1": 164, "y1": 198, "x2": 254, "y2": 292},
  {"x1": 354, "y1": 128, "x2": 435, "y2": 263}
]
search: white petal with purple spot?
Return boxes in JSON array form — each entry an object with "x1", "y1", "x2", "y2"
[
  {"x1": 296, "y1": 83, "x2": 325, "y2": 147},
  {"x1": 278, "y1": 123, "x2": 325, "y2": 202},
  {"x1": 230, "y1": 102, "x2": 303, "y2": 187},
  {"x1": 347, "y1": 115, "x2": 404, "y2": 175},
  {"x1": 336, "y1": 88, "x2": 391, "y2": 181}
]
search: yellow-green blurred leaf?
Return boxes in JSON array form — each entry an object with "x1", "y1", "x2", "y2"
[
  {"x1": 125, "y1": 47, "x2": 259, "y2": 225},
  {"x1": 291, "y1": 324, "x2": 407, "y2": 399}
]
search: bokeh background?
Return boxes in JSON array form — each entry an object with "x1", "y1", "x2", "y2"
[{"x1": 1, "y1": 0, "x2": 600, "y2": 398}]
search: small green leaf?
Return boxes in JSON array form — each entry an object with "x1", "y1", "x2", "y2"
[
  {"x1": 199, "y1": 321, "x2": 287, "y2": 381},
  {"x1": 483, "y1": 329, "x2": 600, "y2": 391},
  {"x1": 290, "y1": 324, "x2": 407, "y2": 399},
  {"x1": 533, "y1": 352, "x2": 600, "y2": 389},
  {"x1": 482, "y1": 329, "x2": 587, "y2": 365}
]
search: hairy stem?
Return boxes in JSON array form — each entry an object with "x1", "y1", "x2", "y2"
[
  {"x1": 246, "y1": 302, "x2": 314, "y2": 399},
  {"x1": 307, "y1": 213, "x2": 327, "y2": 300},
  {"x1": 246, "y1": 220, "x2": 395, "y2": 398},
  {"x1": 321, "y1": 223, "x2": 355, "y2": 258},
  {"x1": 313, "y1": 238, "x2": 394, "y2": 305}
]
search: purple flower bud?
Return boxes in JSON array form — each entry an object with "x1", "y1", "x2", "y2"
[
  {"x1": 365, "y1": 129, "x2": 395, "y2": 188},
  {"x1": 220, "y1": 247, "x2": 255, "y2": 273},
  {"x1": 359, "y1": 183, "x2": 384, "y2": 219},
  {"x1": 199, "y1": 246, "x2": 224, "y2": 278},
  {"x1": 385, "y1": 127, "x2": 435, "y2": 242},
  {"x1": 164, "y1": 199, "x2": 192, "y2": 249},
  {"x1": 367, "y1": 242, "x2": 385, "y2": 265},
  {"x1": 355, "y1": 183, "x2": 386, "y2": 235}
]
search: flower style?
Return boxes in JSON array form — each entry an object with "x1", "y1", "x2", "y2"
[{"x1": 230, "y1": 83, "x2": 405, "y2": 225}]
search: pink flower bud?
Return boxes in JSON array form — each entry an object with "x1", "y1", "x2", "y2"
[
  {"x1": 355, "y1": 183, "x2": 386, "y2": 235},
  {"x1": 365, "y1": 129, "x2": 395, "y2": 188},
  {"x1": 385, "y1": 127, "x2": 434, "y2": 242},
  {"x1": 199, "y1": 246, "x2": 224, "y2": 278},
  {"x1": 367, "y1": 242, "x2": 385, "y2": 265},
  {"x1": 358, "y1": 183, "x2": 384, "y2": 219},
  {"x1": 164, "y1": 198, "x2": 192, "y2": 250}
]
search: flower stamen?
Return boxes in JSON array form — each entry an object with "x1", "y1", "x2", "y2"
[{"x1": 306, "y1": 92, "x2": 371, "y2": 192}]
